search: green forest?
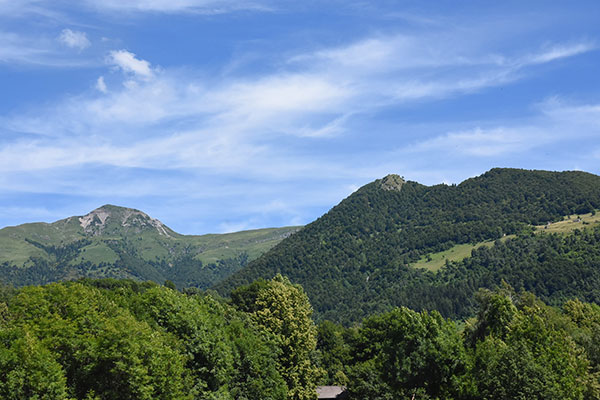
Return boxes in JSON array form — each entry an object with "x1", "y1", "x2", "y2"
[
  {"x1": 219, "y1": 169, "x2": 600, "y2": 324},
  {"x1": 2, "y1": 168, "x2": 600, "y2": 398},
  {"x1": 2, "y1": 278, "x2": 600, "y2": 399},
  {"x1": 0, "y1": 276, "x2": 320, "y2": 400},
  {"x1": 317, "y1": 285, "x2": 600, "y2": 399}
]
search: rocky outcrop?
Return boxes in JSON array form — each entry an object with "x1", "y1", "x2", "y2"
[{"x1": 78, "y1": 205, "x2": 172, "y2": 237}]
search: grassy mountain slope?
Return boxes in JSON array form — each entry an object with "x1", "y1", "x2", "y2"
[
  {"x1": 0, "y1": 204, "x2": 300, "y2": 288},
  {"x1": 216, "y1": 168, "x2": 600, "y2": 323},
  {"x1": 413, "y1": 211, "x2": 600, "y2": 271}
]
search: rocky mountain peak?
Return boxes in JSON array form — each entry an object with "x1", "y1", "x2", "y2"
[
  {"x1": 379, "y1": 174, "x2": 405, "y2": 191},
  {"x1": 78, "y1": 204, "x2": 172, "y2": 237}
]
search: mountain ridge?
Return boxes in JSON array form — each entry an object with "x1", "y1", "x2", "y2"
[
  {"x1": 216, "y1": 168, "x2": 600, "y2": 323},
  {"x1": 0, "y1": 204, "x2": 301, "y2": 288}
]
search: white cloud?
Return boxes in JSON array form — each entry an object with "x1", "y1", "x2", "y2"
[
  {"x1": 537, "y1": 97, "x2": 600, "y2": 127},
  {"x1": 82, "y1": 0, "x2": 270, "y2": 14},
  {"x1": 521, "y1": 42, "x2": 596, "y2": 65},
  {"x1": 96, "y1": 76, "x2": 107, "y2": 93},
  {"x1": 2, "y1": 32, "x2": 598, "y2": 211},
  {"x1": 412, "y1": 127, "x2": 547, "y2": 157},
  {"x1": 292, "y1": 114, "x2": 352, "y2": 138},
  {"x1": 404, "y1": 97, "x2": 600, "y2": 161},
  {"x1": 108, "y1": 50, "x2": 154, "y2": 79},
  {"x1": 0, "y1": 31, "x2": 49, "y2": 64},
  {"x1": 0, "y1": 31, "x2": 95, "y2": 67},
  {"x1": 289, "y1": 34, "x2": 595, "y2": 109},
  {"x1": 58, "y1": 29, "x2": 91, "y2": 50},
  {"x1": 0, "y1": 0, "x2": 54, "y2": 18}
]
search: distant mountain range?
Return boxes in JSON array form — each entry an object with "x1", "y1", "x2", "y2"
[
  {"x1": 3, "y1": 168, "x2": 600, "y2": 325},
  {"x1": 0, "y1": 204, "x2": 300, "y2": 288},
  {"x1": 217, "y1": 168, "x2": 600, "y2": 323}
]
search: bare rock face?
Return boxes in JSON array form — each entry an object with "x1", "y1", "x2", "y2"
[
  {"x1": 379, "y1": 174, "x2": 405, "y2": 191},
  {"x1": 78, "y1": 205, "x2": 172, "y2": 237},
  {"x1": 79, "y1": 209, "x2": 110, "y2": 231}
]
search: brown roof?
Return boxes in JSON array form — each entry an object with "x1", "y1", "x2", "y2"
[{"x1": 316, "y1": 386, "x2": 348, "y2": 399}]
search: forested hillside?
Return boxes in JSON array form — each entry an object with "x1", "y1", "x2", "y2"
[
  {"x1": 0, "y1": 205, "x2": 299, "y2": 289},
  {"x1": 217, "y1": 168, "x2": 600, "y2": 323}
]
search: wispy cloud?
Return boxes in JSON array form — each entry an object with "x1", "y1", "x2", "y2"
[
  {"x1": 0, "y1": 0, "x2": 56, "y2": 18},
  {"x1": 289, "y1": 34, "x2": 595, "y2": 109},
  {"x1": 58, "y1": 28, "x2": 91, "y2": 50},
  {"x1": 520, "y1": 42, "x2": 596, "y2": 65},
  {"x1": 2, "y1": 18, "x2": 598, "y2": 231},
  {"x1": 0, "y1": 31, "x2": 50, "y2": 65},
  {"x1": 408, "y1": 98, "x2": 600, "y2": 158},
  {"x1": 0, "y1": 31, "x2": 95, "y2": 67},
  {"x1": 0, "y1": 0, "x2": 271, "y2": 18},
  {"x1": 412, "y1": 126, "x2": 547, "y2": 157},
  {"x1": 82, "y1": 0, "x2": 272, "y2": 14},
  {"x1": 4, "y1": 31, "x2": 595, "y2": 173}
]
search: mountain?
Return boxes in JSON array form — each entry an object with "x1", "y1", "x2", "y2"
[
  {"x1": 216, "y1": 168, "x2": 600, "y2": 323},
  {"x1": 0, "y1": 204, "x2": 300, "y2": 288}
]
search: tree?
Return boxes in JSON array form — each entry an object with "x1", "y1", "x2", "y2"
[
  {"x1": 8, "y1": 283, "x2": 191, "y2": 400},
  {"x1": 232, "y1": 274, "x2": 322, "y2": 400},
  {"x1": 137, "y1": 285, "x2": 287, "y2": 399},
  {"x1": 316, "y1": 320, "x2": 352, "y2": 385},
  {"x1": 347, "y1": 307, "x2": 468, "y2": 399},
  {"x1": 469, "y1": 290, "x2": 595, "y2": 399},
  {"x1": 0, "y1": 327, "x2": 71, "y2": 399}
]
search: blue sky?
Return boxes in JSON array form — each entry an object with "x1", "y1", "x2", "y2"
[{"x1": 1, "y1": 1, "x2": 599, "y2": 234}]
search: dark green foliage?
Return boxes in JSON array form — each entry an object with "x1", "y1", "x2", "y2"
[
  {"x1": 7, "y1": 283, "x2": 190, "y2": 399},
  {"x1": 315, "y1": 321, "x2": 353, "y2": 385},
  {"x1": 2, "y1": 278, "x2": 600, "y2": 399},
  {"x1": 230, "y1": 278, "x2": 270, "y2": 313},
  {"x1": 347, "y1": 308, "x2": 468, "y2": 399},
  {"x1": 466, "y1": 290, "x2": 596, "y2": 400},
  {"x1": 317, "y1": 288, "x2": 600, "y2": 400},
  {"x1": 25, "y1": 238, "x2": 92, "y2": 263},
  {"x1": 0, "y1": 280, "x2": 296, "y2": 400},
  {"x1": 218, "y1": 169, "x2": 600, "y2": 324},
  {"x1": 133, "y1": 285, "x2": 287, "y2": 399},
  {"x1": 435, "y1": 226, "x2": 600, "y2": 316},
  {"x1": 562, "y1": 299, "x2": 600, "y2": 390}
]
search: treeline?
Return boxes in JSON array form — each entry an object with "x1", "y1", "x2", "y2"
[
  {"x1": 218, "y1": 169, "x2": 600, "y2": 324},
  {"x1": 0, "y1": 276, "x2": 320, "y2": 400},
  {"x1": 317, "y1": 286, "x2": 600, "y2": 399},
  {"x1": 2, "y1": 278, "x2": 599, "y2": 399}
]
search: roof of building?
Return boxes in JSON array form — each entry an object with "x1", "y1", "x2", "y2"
[{"x1": 316, "y1": 386, "x2": 348, "y2": 399}]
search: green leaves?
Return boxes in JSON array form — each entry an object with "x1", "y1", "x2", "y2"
[
  {"x1": 317, "y1": 287, "x2": 600, "y2": 400},
  {"x1": 232, "y1": 274, "x2": 321, "y2": 400},
  {"x1": 470, "y1": 293, "x2": 592, "y2": 400},
  {"x1": 348, "y1": 307, "x2": 468, "y2": 399},
  {"x1": 6, "y1": 283, "x2": 191, "y2": 399},
  {"x1": 3, "y1": 278, "x2": 600, "y2": 399},
  {"x1": 0, "y1": 280, "x2": 292, "y2": 400},
  {"x1": 0, "y1": 327, "x2": 71, "y2": 400}
]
